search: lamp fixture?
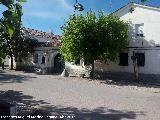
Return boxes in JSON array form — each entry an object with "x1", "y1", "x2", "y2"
[{"x1": 74, "y1": 0, "x2": 84, "y2": 11}]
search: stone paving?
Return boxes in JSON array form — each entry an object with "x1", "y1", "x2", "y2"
[{"x1": 0, "y1": 69, "x2": 160, "y2": 120}]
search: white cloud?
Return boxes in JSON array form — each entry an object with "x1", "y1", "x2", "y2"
[
  {"x1": 23, "y1": 0, "x2": 74, "y2": 19},
  {"x1": 25, "y1": 11, "x2": 60, "y2": 20},
  {"x1": 58, "y1": 0, "x2": 73, "y2": 11}
]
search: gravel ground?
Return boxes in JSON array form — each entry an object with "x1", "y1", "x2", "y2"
[{"x1": 0, "y1": 69, "x2": 160, "y2": 120}]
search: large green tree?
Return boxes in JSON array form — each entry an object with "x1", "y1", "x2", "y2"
[
  {"x1": 61, "y1": 11, "x2": 128, "y2": 78},
  {"x1": 0, "y1": 0, "x2": 28, "y2": 69}
]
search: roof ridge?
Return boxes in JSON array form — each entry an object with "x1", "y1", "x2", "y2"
[
  {"x1": 133, "y1": 2, "x2": 160, "y2": 10},
  {"x1": 113, "y1": 2, "x2": 160, "y2": 15},
  {"x1": 22, "y1": 27, "x2": 61, "y2": 41}
]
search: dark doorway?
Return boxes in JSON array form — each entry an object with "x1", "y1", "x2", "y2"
[
  {"x1": 119, "y1": 53, "x2": 128, "y2": 66},
  {"x1": 53, "y1": 54, "x2": 64, "y2": 74},
  {"x1": 135, "y1": 53, "x2": 145, "y2": 67},
  {"x1": 41, "y1": 56, "x2": 45, "y2": 64}
]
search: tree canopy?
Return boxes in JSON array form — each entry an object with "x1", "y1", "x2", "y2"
[
  {"x1": 61, "y1": 11, "x2": 128, "y2": 77},
  {"x1": 0, "y1": 0, "x2": 37, "y2": 69}
]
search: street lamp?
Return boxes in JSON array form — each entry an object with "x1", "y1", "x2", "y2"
[{"x1": 74, "y1": 0, "x2": 84, "y2": 11}]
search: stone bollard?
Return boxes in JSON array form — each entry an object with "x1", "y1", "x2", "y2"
[{"x1": 61, "y1": 69, "x2": 69, "y2": 77}]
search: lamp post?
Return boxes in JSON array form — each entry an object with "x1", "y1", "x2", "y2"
[{"x1": 74, "y1": 0, "x2": 84, "y2": 11}]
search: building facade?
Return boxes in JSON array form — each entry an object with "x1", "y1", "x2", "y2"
[
  {"x1": 15, "y1": 28, "x2": 63, "y2": 74},
  {"x1": 95, "y1": 3, "x2": 160, "y2": 75}
]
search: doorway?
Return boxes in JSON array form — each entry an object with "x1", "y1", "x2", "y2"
[{"x1": 53, "y1": 54, "x2": 64, "y2": 74}]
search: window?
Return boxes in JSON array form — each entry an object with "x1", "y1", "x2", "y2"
[
  {"x1": 119, "y1": 53, "x2": 128, "y2": 66},
  {"x1": 135, "y1": 24, "x2": 144, "y2": 37},
  {"x1": 33, "y1": 54, "x2": 38, "y2": 63},
  {"x1": 42, "y1": 56, "x2": 45, "y2": 64},
  {"x1": 135, "y1": 53, "x2": 145, "y2": 66}
]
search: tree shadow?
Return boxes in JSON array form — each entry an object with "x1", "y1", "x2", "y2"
[
  {"x1": 40, "y1": 105, "x2": 144, "y2": 120},
  {"x1": 0, "y1": 71, "x2": 36, "y2": 84},
  {"x1": 94, "y1": 71, "x2": 160, "y2": 88},
  {"x1": 0, "y1": 90, "x2": 145, "y2": 120},
  {"x1": 0, "y1": 90, "x2": 49, "y2": 116}
]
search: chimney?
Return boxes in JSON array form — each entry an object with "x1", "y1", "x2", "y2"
[{"x1": 48, "y1": 29, "x2": 53, "y2": 34}]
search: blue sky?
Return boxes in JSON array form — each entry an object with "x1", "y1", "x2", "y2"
[{"x1": 1, "y1": 0, "x2": 160, "y2": 35}]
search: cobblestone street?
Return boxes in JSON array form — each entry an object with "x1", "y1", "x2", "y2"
[{"x1": 0, "y1": 70, "x2": 160, "y2": 120}]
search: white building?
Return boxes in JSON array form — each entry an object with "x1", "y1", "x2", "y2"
[
  {"x1": 15, "y1": 28, "x2": 63, "y2": 74},
  {"x1": 95, "y1": 2, "x2": 160, "y2": 75}
]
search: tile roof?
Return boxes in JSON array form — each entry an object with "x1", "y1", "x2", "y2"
[{"x1": 22, "y1": 28, "x2": 61, "y2": 47}]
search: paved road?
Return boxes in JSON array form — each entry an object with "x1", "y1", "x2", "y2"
[{"x1": 0, "y1": 70, "x2": 160, "y2": 120}]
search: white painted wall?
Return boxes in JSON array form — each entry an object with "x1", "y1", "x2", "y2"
[
  {"x1": 114, "y1": 3, "x2": 160, "y2": 47},
  {"x1": 16, "y1": 47, "x2": 59, "y2": 73},
  {"x1": 4, "y1": 56, "x2": 10, "y2": 66},
  {"x1": 95, "y1": 3, "x2": 160, "y2": 75},
  {"x1": 95, "y1": 48, "x2": 160, "y2": 74},
  {"x1": 65, "y1": 62, "x2": 85, "y2": 73}
]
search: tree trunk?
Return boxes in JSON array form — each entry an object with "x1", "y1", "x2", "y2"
[
  {"x1": 10, "y1": 56, "x2": 14, "y2": 70},
  {"x1": 2, "y1": 62, "x2": 4, "y2": 70},
  {"x1": 132, "y1": 52, "x2": 139, "y2": 81},
  {"x1": 90, "y1": 60, "x2": 95, "y2": 79},
  {"x1": 133, "y1": 59, "x2": 139, "y2": 81}
]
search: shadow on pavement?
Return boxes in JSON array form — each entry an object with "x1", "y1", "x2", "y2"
[
  {"x1": 94, "y1": 71, "x2": 160, "y2": 88},
  {"x1": 0, "y1": 90, "x2": 49, "y2": 116},
  {"x1": 0, "y1": 90, "x2": 145, "y2": 120},
  {"x1": 40, "y1": 105, "x2": 144, "y2": 120},
  {"x1": 0, "y1": 71, "x2": 36, "y2": 84}
]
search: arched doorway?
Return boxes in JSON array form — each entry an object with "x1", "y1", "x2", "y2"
[{"x1": 53, "y1": 54, "x2": 64, "y2": 74}]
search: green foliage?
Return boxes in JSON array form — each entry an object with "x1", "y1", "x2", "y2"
[
  {"x1": 0, "y1": 51, "x2": 5, "y2": 64},
  {"x1": 0, "y1": 0, "x2": 28, "y2": 68},
  {"x1": 0, "y1": 46, "x2": 5, "y2": 64},
  {"x1": 141, "y1": 0, "x2": 147, "y2": 3},
  {"x1": 61, "y1": 11, "x2": 128, "y2": 78},
  {"x1": 61, "y1": 11, "x2": 128, "y2": 64},
  {"x1": 0, "y1": 0, "x2": 24, "y2": 48},
  {"x1": 0, "y1": 33, "x2": 6, "y2": 64},
  {"x1": 61, "y1": 14, "x2": 86, "y2": 61},
  {"x1": 12, "y1": 30, "x2": 39, "y2": 60},
  {"x1": 16, "y1": 0, "x2": 27, "y2": 3}
]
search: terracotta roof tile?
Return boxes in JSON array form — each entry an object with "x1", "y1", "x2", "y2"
[{"x1": 22, "y1": 27, "x2": 61, "y2": 47}]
